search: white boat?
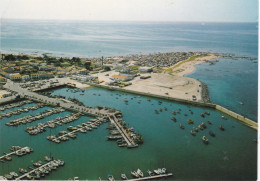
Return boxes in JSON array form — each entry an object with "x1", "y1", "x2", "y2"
[
  {"x1": 121, "y1": 173, "x2": 127, "y2": 180},
  {"x1": 131, "y1": 170, "x2": 139, "y2": 178},
  {"x1": 137, "y1": 168, "x2": 144, "y2": 177},
  {"x1": 161, "y1": 168, "x2": 167, "y2": 174},
  {"x1": 153, "y1": 169, "x2": 160, "y2": 175}
]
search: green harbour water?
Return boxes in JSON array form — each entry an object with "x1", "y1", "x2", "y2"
[{"x1": 0, "y1": 87, "x2": 257, "y2": 180}]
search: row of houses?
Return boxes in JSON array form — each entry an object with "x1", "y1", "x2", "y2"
[{"x1": 1, "y1": 72, "x2": 57, "y2": 81}]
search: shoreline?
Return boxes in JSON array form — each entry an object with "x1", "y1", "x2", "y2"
[{"x1": 163, "y1": 53, "x2": 220, "y2": 103}]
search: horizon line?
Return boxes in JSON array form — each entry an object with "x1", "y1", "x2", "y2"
[{"x1": 1, "y1": 17, "x2": 258, "y2": 24}]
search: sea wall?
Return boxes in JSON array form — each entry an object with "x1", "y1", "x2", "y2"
[
  {"x1": 216, "y1": 105, "x2": 258, "y2": 130},
  {"x1": 88, "y1": 83, "x2": 258, "y2": 130},
  {"x1": 88, "y1": 83, "x2": 216, "y2": 108}
]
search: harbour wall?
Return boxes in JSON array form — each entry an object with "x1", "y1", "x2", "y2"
[
  {"x1": 216, "y1": 105, "x2": 258, "y2": 130},
  {"x1": 88, "y1": 83, "x2": 258, "y2": 130}
]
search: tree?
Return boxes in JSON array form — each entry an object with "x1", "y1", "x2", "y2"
[
  {"x1": 4, "y1": 54, "x2": 16, "y2": 61},
  {"x1": 104, "y1": 66, "x2": 111, "y2": 71},
  {"x1": 84, "y1": 61, "x2": 92, "y2": 70}
]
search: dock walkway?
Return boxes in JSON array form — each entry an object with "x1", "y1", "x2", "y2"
[
  {"x1": 0, "y1": 147, "x2": 30, "y2": 160},
  {"x1": 127, "y1": 173, "x2": 173, "y2": 181},
  {"x1": 15, "y1": 160, "x2": 55, "y2": 180},
  {"x1": 108, "y1": 114, "x2": 137, "y2": 147},
  {"x1": 52, "y1": 118, "x2": 105, "y2": 142}
]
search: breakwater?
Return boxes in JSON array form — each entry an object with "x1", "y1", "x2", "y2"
[
  {"x1": 87, "y1": 83, "x2": 257, "y2": 130},
  {"x1": 200, "y1": 81, "x2": 210, "y2": 103}
]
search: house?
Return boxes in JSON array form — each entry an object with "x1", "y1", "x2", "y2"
[
  {"x1": 111, "y1": 74, "x2": 134, "y2": 82},
  {"x1": 22, "y1": 75, "x2": 30, "y2": 81},
  {"x1": 10, "y1": 73, "x2": 22, "y2": 81},
  {"x1": 30, "y1": 73, "x2": 40, "y2": 79},
  {"x1": 57, "y1": 71, "x2": 66, "y2": 78},
  {"x1": 0, "y1": 75, "x2": 6, "y2": 82},
  {"x1": 1, "y1": 67, "x2": 14, "y2": 73}
]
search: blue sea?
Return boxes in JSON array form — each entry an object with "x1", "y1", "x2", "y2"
[
  {"x1": 1, "y1": 19, "x2": 257, "y2": 121},
  {"x1": 0, "y1": 19, "x2": 258, "y2": 180}
]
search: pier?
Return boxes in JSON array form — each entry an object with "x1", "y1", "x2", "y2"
[
  {"x1": 108, "y1": 114, "x2": 138, "y2": 148},
  {"x1": 48, "y1": 118, "x2": 107, "y2": 143},
  {"x1": 126, "y1": 173, "x2": 173, "y2": 181},
  {"x1": 0, "y1": 147, "x2": 32, "y2": 161},
  {"x1": 15, "y1": 160, "x2": 63, "y2": 180}
]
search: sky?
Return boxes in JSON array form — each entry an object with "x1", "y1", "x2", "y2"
[{"x1": 0, "y1": 0, "x2": 258, "y2": 22}]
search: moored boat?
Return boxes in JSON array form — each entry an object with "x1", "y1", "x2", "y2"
[
  {"x1": 202, "y1": 136, "x2": 209, "y2": 145},
  {"x1": 137, "y1": 168, "x2": 144, "y2": 177},
  {"x1": 121, "y1": 173, "x2": 127, "y2": 180},
  {"x1": 209, "y1": 131, "x2": 216, "y2": 137},
  {"x1": 131, "y1": 170, "x2": 139, "y2": 178}
]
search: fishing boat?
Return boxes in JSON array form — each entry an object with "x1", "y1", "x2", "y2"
[
  {"x1": 179, "y1": 124, "x2": 184, "y2": 129},
  {"x1": 154, "y1": 110, "x2": 159, "y2": 114},
  {"x1": 190, "y1": 130, "x2": 196, "y2": 136},
  {"x1": 147, "y1": 170, "x2": 153, "y2": 176},
  {"x1": 207, "y1": 120, "x2": 212, "y2": 125},
  {"x1": 219, "y1": 125, "x2": 225, "y2": 131},
  {"x1": 221, "y1": 116, "x2": 227, "y2": 120},
  {"x1": 204, "y1": 112, "x2": 210, "y2": 115},
  {"x1": 209, "y1": 131, "x2": 216, "y2": 137},
  {"x1": 159, "y1": 108, "x2": 162, "y2": 112},
  {"x1": 121, "y1": 173, "x2": 128, "y2": 180},
  {"x1": 164, "y1": 107, "x2": 167, "y2": 111},
  {"x1": 137, "y1": 168, "x2": 144, "y2": 177},
  {"x1": 187, "y1": 119, "x2": 194, "y2": 124},
  {"x1": 200, "y1": 113, "x2": 205, "y2": 118},
  {"x1": 202, "y1": 136, "x2": 209, "y2": 145},
  {"x1": 171, "y1": 117, "x2": 177, "y2": 122}
]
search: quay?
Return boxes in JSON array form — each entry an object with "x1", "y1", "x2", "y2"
[
  {"x1": 126, "y1": 173, "x2": 173, "y2": 181},
  {"x1": 108, "y1": 114, "x2": 138, "y2": 148}
]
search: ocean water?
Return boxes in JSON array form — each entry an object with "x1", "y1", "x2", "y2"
[
  {"x1": 0, "y1": 88, "x2": 257, "y2": 180},
  {"x1": 187, "y1": 58, "x2": 258, "y2": 121}
]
